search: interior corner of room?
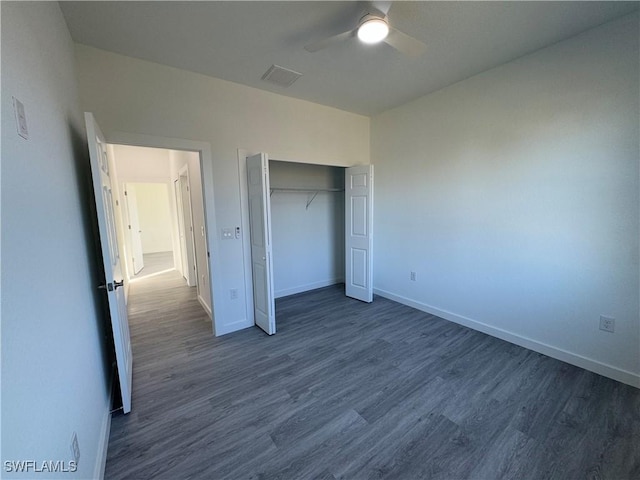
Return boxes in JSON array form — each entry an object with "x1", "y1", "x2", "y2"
[{"x1": 2, "y1": 2, "x2": 638, "y2": 479}]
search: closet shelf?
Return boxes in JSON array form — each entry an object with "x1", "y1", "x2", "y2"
[{"x1": 270, "y1": 187, "x2": 344, "y2": 209}]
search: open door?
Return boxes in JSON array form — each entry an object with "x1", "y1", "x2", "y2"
[
  {"x1": 85, "y1": 112, "x2": 133, "y2": 413},
  {"x1": 246, "y1": 153, "x2": 276, "y2": 335},
  {"x1": 179, "y1": 170, "x2": 197, "y2": 286},
  {"x1": 345, "y1": 165, "x2": 374, "y2": 302},
  {"x1": 123, "y1": 183, "x2": 144, "y2": 275}
]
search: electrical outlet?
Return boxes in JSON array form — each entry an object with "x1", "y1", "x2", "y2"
[
  {"x1": 410, "y1": 271, "x2": 417, "y2": 281},
  {"x1": 599, "y1": 315, "x2": 615, "y2": 333},
  {"x1": 70, "y1": 432, "x2": 80, "y2": 465},
  {"x1": 230, "y1": 289, "x2": 238, "y2": 300}
]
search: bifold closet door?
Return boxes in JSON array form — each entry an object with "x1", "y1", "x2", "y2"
[
  {"x1": 345, "y1": 165, "x2": 374, "y2": 303},
  {"x1": 246, "y1": 153, "x2": 276, "y2": 335}
]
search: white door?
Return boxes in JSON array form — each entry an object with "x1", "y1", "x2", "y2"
[
  {"x1": 345, "y1": 165, "x2": 374, "y2": 302},
  {"x1": 246, "y1": 153, "x2": 276, "y2": 335},
  {"x1": 124, "y1": 183, "x2": 144, "y2": 275},
  {"x1": 174, "y1": 178, "x2": 188, "y2": 279},
  {"x1": 180, "y1": 172, "x2": 197, "y2": 286},
  {"x1": 85, "y1": 112, "x2": 133, "y2": 413}
]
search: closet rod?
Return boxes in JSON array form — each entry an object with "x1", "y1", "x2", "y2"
[
  {"x1": 270, "y1": 187, "x2": 344, "y2": 193},
  {"x1": 269, "y1": 187, "x2": 344, "y2": 209}
]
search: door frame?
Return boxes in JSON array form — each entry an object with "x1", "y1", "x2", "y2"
[{"x1": 108, "y1": 131, "x2": 221, "y2": 335}]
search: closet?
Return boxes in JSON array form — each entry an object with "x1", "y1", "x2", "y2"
[
  {"x1": 269, "y1": 160, "x2": 345, "y2": 299},
  {"x1": 245, "y1": 153, "x2": 373, "y2": 335}
]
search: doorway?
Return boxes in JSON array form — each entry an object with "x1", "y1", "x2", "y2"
[
  {"x1": 123, "y1": 182, "x2": 175, "y2": 279},
  {"x1": 106, "y1": 144, "x2": 213, "y2": 319}
]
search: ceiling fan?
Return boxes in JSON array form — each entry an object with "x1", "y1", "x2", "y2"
[{"x1": 304, "y1": 1, "x2": 426, "y2": 56}]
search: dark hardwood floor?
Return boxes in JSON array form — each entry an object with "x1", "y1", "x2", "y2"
[{"x1": 105, "y1": 271, "x2": 640, "y2": 479}]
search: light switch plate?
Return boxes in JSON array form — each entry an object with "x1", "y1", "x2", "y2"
[{"x1": 13, "y1": 97, "x2": 28, "y2": 139}]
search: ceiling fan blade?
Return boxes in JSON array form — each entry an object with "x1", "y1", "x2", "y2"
[
  {"x1": 384, "y1": 27, "x2": 427, "y2": 56},
  {"x1": 304, "y1": 30, "x2": 354, "y2": 53}
]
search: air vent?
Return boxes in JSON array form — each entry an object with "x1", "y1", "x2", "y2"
[{"x1": 261, "y1": 64, "x2": 302, "y2": 88}]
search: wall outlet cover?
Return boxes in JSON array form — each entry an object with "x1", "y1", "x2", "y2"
[{"x1": 599, "y1": 315, "x2": 615, "y2": 333}]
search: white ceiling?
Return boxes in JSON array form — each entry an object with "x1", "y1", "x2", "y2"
[{"x1": 60, "y1": 1, "x2": 639, "y2": 116}]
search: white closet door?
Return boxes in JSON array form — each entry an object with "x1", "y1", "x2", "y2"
[
  {"x1": 246, "y1": 153, "x2": 276, "y2": 335},
  {"x1": 345, "y1": 165, "x2": 374, "y2": 302}
]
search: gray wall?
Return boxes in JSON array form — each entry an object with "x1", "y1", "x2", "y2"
[
  {"x1": 1, "y1": 2, "x2": 111, "y2": 477},
  {"x1": 371, "y1": 13, "x2": 639, "y2": 386}
]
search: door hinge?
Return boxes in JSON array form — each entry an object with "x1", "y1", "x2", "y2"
[
  {"x1": 128, "y1": 225, "x2": 131, "y2": 230},
  {"x1": 124, "y1": 190, "x2": 128, "y2": 196}
]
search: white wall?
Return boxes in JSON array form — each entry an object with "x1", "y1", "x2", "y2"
[
  {"x1": 371, "y1": 13, "x2": 640, "y2": 387},
  {"x1": 169, "y1": 150, "x2": 212, "y2": 315},
  {"x1": 1, "y1": 2, "x2": 111, "y2": 478},
  {"x1": 112, "y1": 144, "x2": 171, "y2": 182},
  {"x1": 133, "y1": 183, "x2": 173, "y2": 253},
  {"x1": 74, "y1": 45, "x2": 370, "y2": 335},
  {"x1": 269, "y1": 161, "x2": 345, "y2": 297}
]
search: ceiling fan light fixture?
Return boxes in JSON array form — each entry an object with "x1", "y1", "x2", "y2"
[{"x1": 357, "y1": 17, "x2": 389, "y2": 44}]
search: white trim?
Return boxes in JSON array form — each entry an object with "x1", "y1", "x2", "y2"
[
  {"x1": 374, "y1": 288, "x2": 640, "y2": 389},
  {"x1": 93, "y1": 387, "x2": 113, "y2": 480},
  {"x1": 107, "y1": 131, "x2": 222, "y2": 336},
  {"x1": 198, "y1": 294, "x2": 212, "y2": 319},
  {"x1": 275, "y1": 279, "x2": 344, "y2": 299}
]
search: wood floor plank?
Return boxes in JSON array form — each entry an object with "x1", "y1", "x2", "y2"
[{"x1": 105, "y1": 273, "x2": 640, "y2": 479}]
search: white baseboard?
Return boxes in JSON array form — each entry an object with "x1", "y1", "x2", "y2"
[
  {"x1": 93, "y1": 386, "x2": 113, "y2": 480},
  {"x1": 198, "y1": 294, "x2": 212, "y2": 319},
  {"x1": 374, "y1": 288, "x2": 640, "y2": 389},
  {"x1": 275, "y1": 278, "x2": 344, "y2": 299}
]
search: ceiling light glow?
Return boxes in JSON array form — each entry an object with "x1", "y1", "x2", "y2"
[{"x1": 357, "y1": 17, "x2": 389, "y2": 44}]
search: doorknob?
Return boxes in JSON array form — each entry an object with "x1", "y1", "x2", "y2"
[{"x1": 98, "y1": 280, "x2": 124, "y2": 292}]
